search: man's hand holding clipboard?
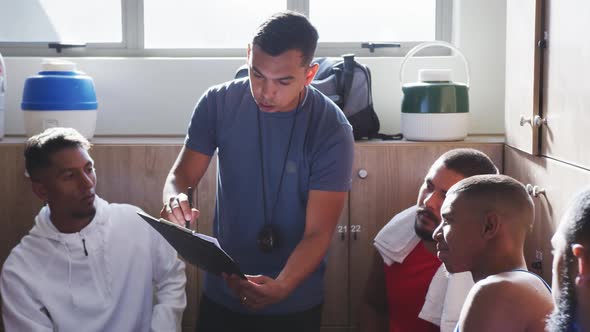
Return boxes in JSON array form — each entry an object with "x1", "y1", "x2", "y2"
[{"x1": 137, "y1": 211, "x2": 246, "y2": 280}]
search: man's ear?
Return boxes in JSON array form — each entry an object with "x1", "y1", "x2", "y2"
[
  {"x1": 305, "y1": 62, "x2": 319, "y2": 86},
  {"x1": 481, "y1": 211, "x2": 500, "y2": 240},
  {"x1": 246, "y1": 44, "x2": 252, "y2": 64},
  {"x1": 31, "y1": 181, "x2": 49, "y2": 202},
  {"x1": 572, "y1": 244, "x2": 590, "y2": 282}
]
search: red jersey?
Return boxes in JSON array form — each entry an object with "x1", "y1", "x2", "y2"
[{"x1": 384, "y1": 241, "x2": 441, "y2": 332}]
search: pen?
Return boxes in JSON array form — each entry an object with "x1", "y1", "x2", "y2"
[{"x1": 186, "y1": 187, "x2": 193, "y2": 229}]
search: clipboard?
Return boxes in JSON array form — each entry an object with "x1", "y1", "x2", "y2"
[{"x1": 137, "y1": 212, "x2": 246, "y2": 279}]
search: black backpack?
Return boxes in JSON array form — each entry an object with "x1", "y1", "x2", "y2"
[{"x1": 234, "y1": 54, "x2": 402, "y2": 141}]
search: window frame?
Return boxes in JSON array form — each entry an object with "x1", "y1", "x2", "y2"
[{"x1": 0, "y1": 0, "x2": 452, "y2": 57}]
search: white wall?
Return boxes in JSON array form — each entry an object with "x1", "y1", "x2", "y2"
[
  {"x1": 0, "y1": 0, "x2": 506, "y2": 137},
  {"x1": 453, "y1": 0, "x2": 507, "y2": 134}
]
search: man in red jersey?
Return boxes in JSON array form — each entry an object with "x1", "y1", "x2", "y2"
[{"x1": 361, "y1": 148, "x2": 497, "y2": 332}]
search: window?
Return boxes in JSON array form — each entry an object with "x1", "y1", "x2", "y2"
[
  {"x1": 0, "y1": 0, "x2": 122, "y2": 43},
  {"x1": 0, "y1": 0, "x2": 452, "y2": 57},
  {"x1": 311, "y1": 0, "x2": 436, "y2": 42},
  {"x1": 143, "y1": 0, "x2": 284, "y2": 49}
]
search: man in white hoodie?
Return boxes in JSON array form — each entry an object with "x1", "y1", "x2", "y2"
[
  {"x1": 0, "y1": 127, "x2": 187, "y2": 331},
  {"x1": 361, "y1": 148, "x2": 498, "y2": 332}
]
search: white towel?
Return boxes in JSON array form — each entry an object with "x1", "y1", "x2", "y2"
[
  {"x1": 373, "y1": 205, "x2": 420, "y2": 265},
  {"x1": 419, "y1": 266, "x2": 474, "y2": 332},
  {"x1": 419, "y1": 266, "x2": 447, "y2": 326},
  {"x1": 374, "y1": 205, "x2": 474, "y2": 330}
]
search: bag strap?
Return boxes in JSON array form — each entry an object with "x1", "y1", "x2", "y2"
[
  {"x1": 342, "y1": 54, "x2": 355, "y2": 106},
  {"x1": 372, "y1": 133, "x2": 404, "y2": 140}
]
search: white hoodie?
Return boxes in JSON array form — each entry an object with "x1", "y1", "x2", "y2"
[{"x1": 0, "y1": 196, "x2": 186, "y2": 332}]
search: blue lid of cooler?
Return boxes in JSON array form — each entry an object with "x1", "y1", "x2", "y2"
[{"x1": 21, "y1": 60, "x2": 98, "y2": 111}]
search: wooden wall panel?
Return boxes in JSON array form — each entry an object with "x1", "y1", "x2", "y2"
[
  {"x1": 505, "y1": 145, "x2": 590, "y2": 282},
  {"x1": 194, "y1": 154, "x2": 217, "y2": 327},
  {"x1": 0, "y1": 144, "x2": 44, "y2": 332},
  {"x1": 0, "y1": 145, "x2": 43, "y2": 280},
  {"x1": 540, "y1": 0, "x2": 590, "y2": 169},
  {"x1": 504, "y1": 0, "x2": 543, "y2": 154},
  {"x1": 91, "y1": 145, "x2": 180, "y2": 217},
  {"x1": 322, "y1": 197, "x2": 350, "y2": 327}
]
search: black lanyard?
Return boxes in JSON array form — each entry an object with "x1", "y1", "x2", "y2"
[{"x1": 257, "y1": 93, "x2": 302, "y2": 232}]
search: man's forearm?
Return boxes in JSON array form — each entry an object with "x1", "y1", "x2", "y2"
[
  {"x1": 273, "y1": 190, "x2": 346, "y2": 295},
  {"x1": 276, "y1": 230, "x2": 333, "y2": 296},
  {"x1": 162, "y1": 146, "x2": 212, "y2": 204},
  {"x1": 162, "y1": 173, "x2": 188, "y2": 204}
]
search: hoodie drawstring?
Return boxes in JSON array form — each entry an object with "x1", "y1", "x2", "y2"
[
  {"x1": 81, "y1": 238, "x2": 88, "y2": 256},
  {"x1": 58, "y1": 235, "x2": 74, "y2": 304},
  {"x1": 78, "y1": 233, "x2": 88, "y2": 257}
]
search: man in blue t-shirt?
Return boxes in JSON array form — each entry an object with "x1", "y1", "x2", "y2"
[{"x1": 161, "y1": 11, "x2": 354, "y2": 332}]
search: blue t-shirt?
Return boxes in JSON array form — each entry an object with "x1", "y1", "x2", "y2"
[{"x1": 185, "y1": 78, "x2": 354, "y2": 314}]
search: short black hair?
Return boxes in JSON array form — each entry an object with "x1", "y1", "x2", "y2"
[
  {"x1": 24, "y1": 127, "x2": 91, "y2": 181},
  {"x1": 547, "y1": 188, "x2": 590, "y2": 331},
  {"x1": 252, "y1": 11, "x2": 319, "y2": 65},
  {"x1": 439, "y1": 148, "x2": 498, "y2": 177},
  {"x1": 449, "y1": 174, "x2": 534, "y2": 231},
  {"x1": 564, "y1": 188, "x2": 590, "y2": 246},
  {"x1": 451, "y1": 174, "x2": 531, "y2": 204}
]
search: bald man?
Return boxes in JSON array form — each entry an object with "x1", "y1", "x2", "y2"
[
  {"x1": 433, "y1": 174, "x2": 554, "y2": 332},
  {"x1": 547, "y1": 188, "x2": 590, "y2": 332}
]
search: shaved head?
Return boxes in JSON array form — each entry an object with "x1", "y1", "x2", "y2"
[
  {"x1": 438, "y1": 148, "x2": 498, "y2": 178},
  {"x1": 449, "y1": 174, "x2": 534, "y2": 239}
]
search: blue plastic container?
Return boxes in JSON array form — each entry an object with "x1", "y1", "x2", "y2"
[{"x1": 21, "y1": 60, "x2": 98, "y2": 138}]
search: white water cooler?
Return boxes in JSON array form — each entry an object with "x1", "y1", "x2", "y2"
[{"x1": 21, "y1": 59, "x2": 98, "y2": 138}]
